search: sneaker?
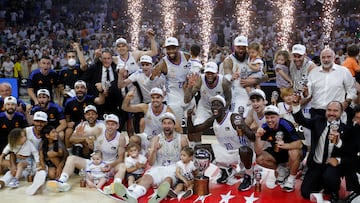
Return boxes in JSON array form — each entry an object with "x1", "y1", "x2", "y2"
[
  {"x1": 167, "y1": 188, "x2": 177, "y2": 198},
  {"x1": 217, "y1": 168, "x2": 234, "y2": 184},
  {"x1": 103, "y1": 183, "x2": 115, "y2": 195},
  {"x1": 148, "y1": 182, "x2": 170, "y2": 203},
  {"x1": 26, "y1": 170, "x2": 47, "y2": 195},
  {"x1": 182, "y1": 189, "x2": 193, "y2": 199},
  {"x1": 8, "y1": 178, "x2": 19, "y2": 188},
  {"x1": 238, "y1": 174, "x2": 253, "y2": 191},
  {"x1": 346, "y1": 192, "x2": 360, "y2": 203},
  {"x1": 276, "y1": 165, "x2": 289, "y2": 185},
  {"x1": 0, "y1": 180, "x2": 4, "y2": 189},
  {"x1": 281, "y1": 177, "x2": 295, "y2": 192},
  {"x1": 112, "y1": 182, "x2": 137, "y2": 203},
  {"x1": 46, "y1": 180, "x2": 71, "y2": 192}
]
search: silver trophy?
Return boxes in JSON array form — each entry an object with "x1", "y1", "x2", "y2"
[
  {"x1": 329, "y1": 121, "x2": 339, "y2": 144},
  {"x1": 297, "y1": 74, "x2": 308, "y2": 93},
  {"x1": 240, "y1": 67, "x2": 248, "y2": 79},
  {"x1": 274, "y1": 131, "x2": 284, "y2": 152},
  {"x1": 194, "y1": 148, "x2": 212, "y2": 179},
  {"x1": 271, "y1": 91, "x2": 279, "y2": 105}
]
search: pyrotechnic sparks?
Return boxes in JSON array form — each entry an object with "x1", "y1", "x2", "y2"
[
  {"x1": 321, "y1": 0, "x2": 339, "y2": 46},
  {"x1": 235, "y1": 0, "x2": 252, "y2": 37},
  {"x1": 161, "y1": 0, "x2": 176, "y2": 39},
  {"x1": 127, "y1": 0, "x2": 143, "y2": 50},
  {"x1": 195, "y1": 0, "x2": 214, "y2": 62},
  {"x1": 271, "y1": 0, "x2": 295, "y2": 50}
]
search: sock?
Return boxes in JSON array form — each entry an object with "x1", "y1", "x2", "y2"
[
  {"x1": 114, "y1": 178, "x2": 122, "y2": 183},
  {"x1": 287, "y1": 175, "x2": 296, "y2": 182},
  {"x1": 130, "y1": 184, "x2": 147, "y2": 199},
  {"x1": 59, "y1": 173, "x2": 69, "y2": 183}
]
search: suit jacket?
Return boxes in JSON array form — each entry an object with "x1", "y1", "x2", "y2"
[
  {"x1": 341, "y1": 124, "x2": 360, "y2": 171},
  {"x1": 293, "y1": 110, "x2": 349, "y2": 167}
]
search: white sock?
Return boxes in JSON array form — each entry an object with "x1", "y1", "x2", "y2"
[
  {"x1": 1, "y1": 171, "x2": 14, "y2": 185},
  {"x1": 58, "y1": 173, "x2": 69, "y2": 183},
  {"x1": 287, "y1": 175, "x2": 296, "y2": 182},
  {"x1": 130, "y1": 184, "x2": 147, "y2": 199},
  {"x1": 114, "y1": 178, "x2": 122, "y2": 183}
]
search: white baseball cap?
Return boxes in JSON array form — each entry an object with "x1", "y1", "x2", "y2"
[
  {"x1": 74, "y1": 80, "x2": 87, "y2": 88},
  {"x1": 209, "y1": 95, "x2": 226, "y2": 107},
  {"x1": 292, "y1": 44, "x2": 306, "y2": 55},
  {"x1": 263, "y1": 105, "x2": 280, "y2": 115},
  {"x1": 150, "y1": 87, "x2": 164, "y2": 97},
  {"x1": 37, "y1": 89, "x2": 50, "y2": 97},
  {"x1": 4, "y1": 96, "x2": 17, "y2": 104},
  {"x1": 234, "y1": 36, "x2": 248, "y2": 47},
  {"x1": 33, "y1": 111, "x2": 48, "y2": 122},
  {"x1": 115, "y1": 38, "x2": 127, "y2": 45},
  {"x1": 104, "y1": 114, "x2": 119, "y2": 124},
  {"x1": 249, "y1": 89, "x2": 266, "y2": 101},
  {"x1": 140, "y1": 55, "x2": 153, "y2": 64},
  {"x1": 204, "y1": 62, "x2": 218, "y2": 73},
  {"x1": 160, "y1": 112, "x2": 176, "y2": 123},
  {"x1": 84, "y1": 105, "x2": 97, "y2": 113},
  {"x1": 164, "y1": 37, "x2": 179, "y2": 47}
]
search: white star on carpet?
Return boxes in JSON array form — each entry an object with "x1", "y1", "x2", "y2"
[
  {"x1": 219, "y1": 190, "x2": 235, "y2": 203},
  {"x1": 194, "y1": 193, "x2": 212, "y2": 203},
  {"x1": 244, "y1": 192, "x2": 259, "y2": 203}
]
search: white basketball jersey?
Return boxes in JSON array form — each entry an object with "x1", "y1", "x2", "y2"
[
  {"x1": 213, "y1": 112, "x2": 249, "y2": 150},
  {"x1": 25, "y1": 126, "x2": 42, "y2": 149},
  {"x1": 116, "y1": 53, "x2": 140, "y2": 75},
  {"x1": 198, "y1": 74, "x2": 224, "y2": 108},
  {"x1": 144, "y1": 103, "x2": 167, "y2": 137},
  {"x1": 94, "y1": 131, "x2": 122, "y2": 164},
  {"x1": 155, "y1": 132, "x2": 182, "y2": 166}
]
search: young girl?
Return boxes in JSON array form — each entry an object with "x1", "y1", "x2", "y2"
[
  {"x1": 274, "y1": 50, "x2": 292, "y2": 89},
  {"x1": 125, "y1": 142, "x2": 147, "y2": 186},
  {"x1": 245, "y1": 42, "x2": 265, "y2": 93},
  {"x1": 85, "y1": 150, "x2": 107, "y2": 188},
  {"x1": 168, "y1": 146, "x2": 196, "y2": 199},
  {"x1": 277, "y1": 88, "x2": 296, "y2": 124},
  {"x1": 0, "y1": 128, "x2": 41, "y2": 188},
  {"x1": 39, "y1": 125, "x2": 68, "y2": 180}
]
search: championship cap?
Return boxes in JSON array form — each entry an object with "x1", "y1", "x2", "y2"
[
  {"x1": 249, "y1": 89, "x2": 266, "y2": 101},
  {"x1": 4, "y1": 96, "x2": 17, "y2": 104},
  {"x1": 84, "y1": 105, "x2": 97, "y2": 113},
  {"x1": 160, "y1": 112, "x2": 176, "y2": 123},
  {"x1": 115, "y1": 38, "x2": 127, "y2": 45},
  {"x1": 234, "y1": 36, "x2": 248, "y2": 47},
  {"x1": 150, "y1": 87, "x2": 164, "y2": 97},
  {"x1": 140, "y1": 55, "x2": 153, "y2": 64},
  {"x1": 209, "y1": 95, "x2": 226, "y2": 107},
  {"x1": 204, "y1": 62, "x2": 218, "y2": 73},
  {"x1": 104, "y1": 114, "x2": 119, "y2": 124},
  {"x1": 264, "y1": 105, "x2": 280, "y2": 115},
  {"x1": 37, "y1": 89, "x2": 50, "y2": 97},
  {"x1": 33, "y1": 111, "x2": 48, "y2": 122},
  {"x1": 292, "y1": 44, "x2": 306, "y2": 55},
  {"x1": 164, "y1": 37, "x2": 179, "y2": 47}
]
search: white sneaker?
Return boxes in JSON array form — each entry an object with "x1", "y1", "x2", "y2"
[
  {"x1": 26, "y1": 170, "x2": 46, "y2": 195},
  {"x1": 113, "y1": 182, "x2": 137, "y2": 203},
  {"x1": 148, "y1": 182, "x2": 170, "y2": 203},
  {"x1": 103, "y1": 183, "x2": 115, "y2": 195},
  {"x1": 281, "y1": 177, "x2": 295, "y2": 192},
  {"x1": 46, "y1": 180, "x2": 71, "y2": 192},
  {"x1": 265, "y1": 170, "x2": 277, "y2": 189},
  {"x1": 8, "y1": 178, "x2": 19, "y2": 188},
  {"x1": 276, "y1": 165, "x2": 290, "y2": 184}
]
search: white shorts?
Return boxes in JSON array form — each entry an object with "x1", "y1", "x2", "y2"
[
  {"x1": 145, "y1": 165, "x2": 176, "y2": 186},
  {"x1": 193, "y1": 105, "x2": 212, "y2": 125},
  {"x1": 212, "y1": 144, "x2": 240, "y2": 166}
]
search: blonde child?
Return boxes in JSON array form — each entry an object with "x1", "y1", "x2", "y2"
[
  {"x1": 85, "y1": 150, "x2": 107, "y2": 188},
  {"x1": 39, "y1": 125, "x2": 68, "y2": 180},
  {"x1": 274, "y1": 50, "x2": 293, "y2": 89},
  {"x1": 168, "y1": 146, "x2": 196, "y2": 199},
  {"x1": 277, "y1": 88, "x2": 296, "y2": 124},
  {"x1": 246, "y1": 42, "x2": 265, "y2": 93},
  {"x1": 0, "y1": 128, "x2": 42, "y2": 189},
  {"x1": 125, "y1": 142, "x2": 147, "y2": 186}
]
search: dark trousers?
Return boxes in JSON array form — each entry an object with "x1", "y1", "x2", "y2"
[
  {"x1": 301, "y1": 163, "x2": 341, "y2": 199},
  {"x1": 343, "y1": 166, "x2": 360, "y2": 193}
]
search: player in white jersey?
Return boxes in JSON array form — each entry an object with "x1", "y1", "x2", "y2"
[
  {"x1": 122, "y1": 87, "x2": 182, "y2": 153},
  {"x1": 110, "y1": 112, "x2": 189, "y2": 203},
  {"x1": 184, "y1": 62, "x2": 232, "y2": 147},
  {"x1": 46, "y1": 114, "x2": 127, "y2": 193},
  {"x1": 187, "y1": 95, "x2": 256, "y2": 191},
  {"x1": 113, "y1": 29, "x2": 158, "y2": 75},
  {"x1": 222, "y1": 36, "x2": 262, "y2": 113},
  {"x1": 150, "y1": 37, "x2": 194, "y2": 125},
  {"x1": 245, "y1": 89, "x2": 268, "y2": 131}
]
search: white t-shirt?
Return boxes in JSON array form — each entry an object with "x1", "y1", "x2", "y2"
[{"x1": 125, "y1": 154, "x2": 147, "y2": 175}]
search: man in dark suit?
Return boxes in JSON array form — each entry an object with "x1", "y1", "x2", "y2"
[
  {"x1": 341, "y1": 105, "x2": 360, "y2": 202},
  {"x1": 293, "y1": 100, "x2": 348, "y2": 202},
  {"x1": 81, "y1": 50, "x2": 124, "y2": 124}
]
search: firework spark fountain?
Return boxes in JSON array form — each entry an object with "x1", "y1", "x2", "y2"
[
  {"x1": 270, "y1": 0, "x2": 295, "y2": 50},
  {"x1": 127, "y1": 0, "x2": 143, "y2": 50},
  {"x1": 321, "y1": 0, "x2": 339, "y2": 47},
  {"x1": 161, "y1": 0, "x2": 176, "y2": 39},
  {"x1": 235, "y1": 0, "x2": 252, "y2": 37},
  {"x1": 195, "y1": 0, "x2": 214, "y2": 62}
]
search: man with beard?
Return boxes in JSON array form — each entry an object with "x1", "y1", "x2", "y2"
[
  {"x1": 222, "y1": 36, "x2": 260, "y2": 113},
  {"x1": 106, "y1": 112, "x2": 188, "y2": 203},
  {"x1": 63, "y1": 80, "x2": 105, "y2": 154},
  {"x1": 187, "y1": 95, "x2": 255, "y2": 191},
  {"x1": 150, "y1": 37, "x2": 193, "y2": 126},
  {"x1": 255, "y1": 105, "x2": 303, "y2": 193},
  {"x1": 58, "y1": 42, "x2": 87, "y2": 106},
  {"x1": 184, "y1": 62, "x2": 232, "y2": 147},
  {"x1": 69, "y1": 105, "x2": 105, "y2": 158},
  {"x1": 122, "y1": 87, "x2": 181, "y2": 152},
  {"x1": 307, "y1": 48, "x2": 356, "y2": 118},
  {"x1": 0, "y1": 82, "x2": 27, "y2": 114},
  {"x1": 30, "y1": 89, "x2": 67, "y2": 143},
  {"x1": 27, "y1": 56, "x2": 60, "y2": 105},
  {"x1": 0, "y1": 96, "x2": 27, "y2": 151}
]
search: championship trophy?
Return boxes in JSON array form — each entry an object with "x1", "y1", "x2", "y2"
[
  {"x1": 329, "y1": 120, "x2": 339, "y2": 144},
  {"x1": 271, "y1": 91, "x2": 279, "y2": 105},
  {"x1": 194, "y1": 148, "x2": 212, "y2": 195},
  {"x1": 274, "y1": 131, "x2": 284, "y2": 152}
]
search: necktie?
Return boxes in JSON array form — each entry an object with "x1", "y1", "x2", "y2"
[
  {"x1": 322, "y1": 126, "x2": 330, "y2": 164},
  {"x1": 106, "y1": 69, "x2": 110, "y2": 81}
]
